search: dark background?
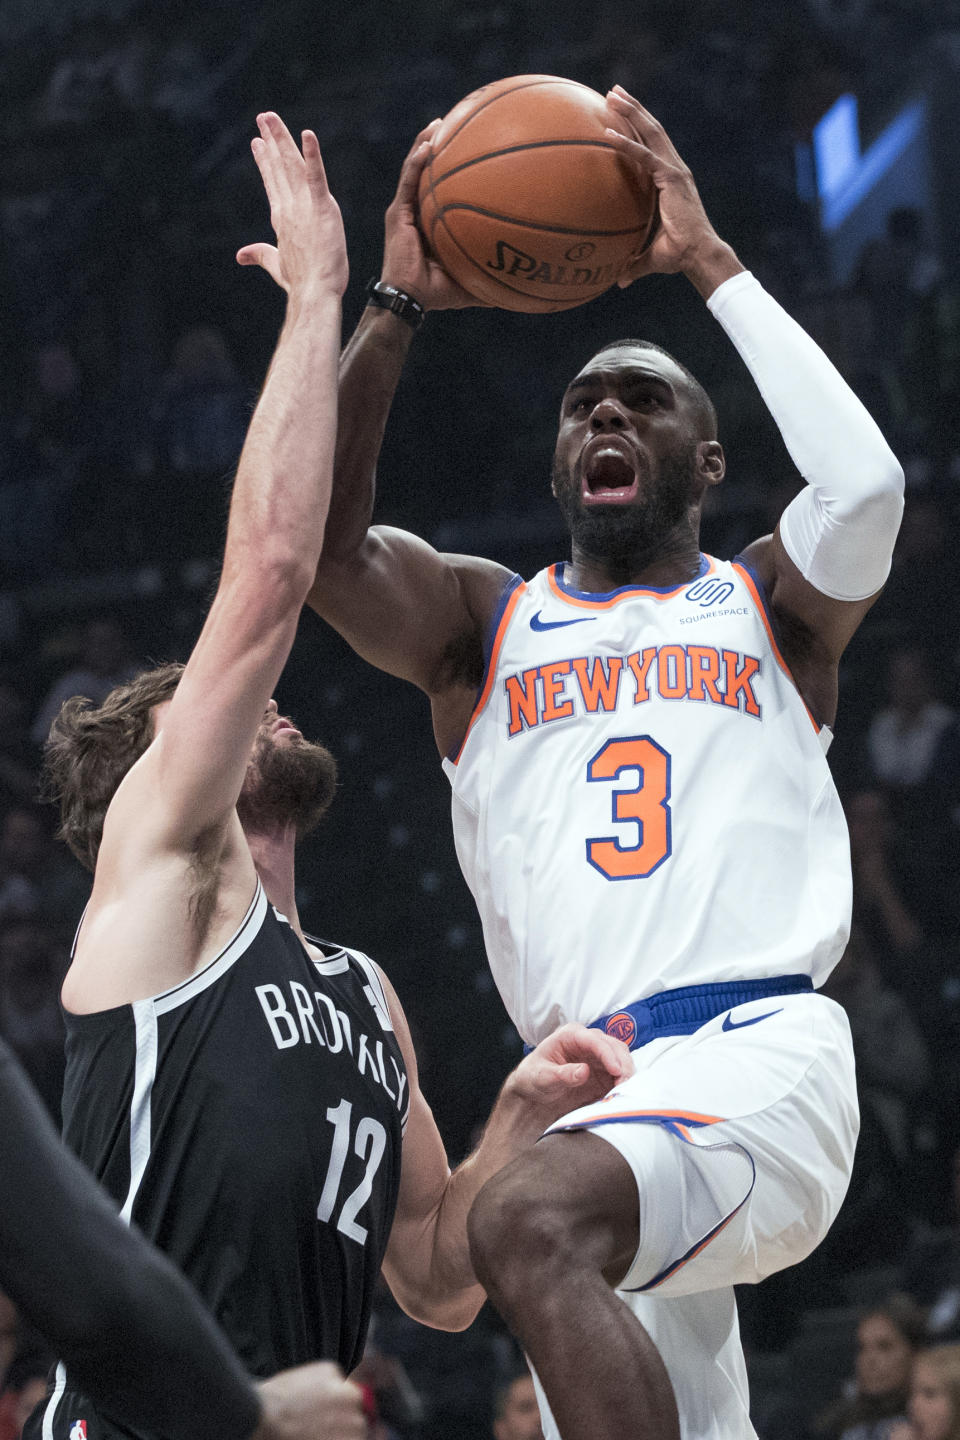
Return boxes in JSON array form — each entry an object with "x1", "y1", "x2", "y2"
[{"x1": 1, "y1": 2, "x2": 960, "y2": 1436}]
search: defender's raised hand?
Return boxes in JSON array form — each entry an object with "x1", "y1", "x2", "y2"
[
  {"x1": 604, "y1": 85, "x2": 743, "y2": 296},
  {"x1": 381, "y1": 121, "x2": 485, "y2": 310},
  {"x1": 237, "y1": 112, "x2": 348, "y2": 301}
]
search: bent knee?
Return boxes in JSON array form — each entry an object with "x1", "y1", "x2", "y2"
[
  {"x1": 468, "y1": 1163, "x2": 571, "y2": 1291},
  {"x1": 468, "y1": 1132, "x2": 639, "y2": 1288}
]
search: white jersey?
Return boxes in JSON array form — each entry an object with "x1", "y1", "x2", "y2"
[{"x1": 443, "y1": 554, "x2": 851, "y2": 1045}]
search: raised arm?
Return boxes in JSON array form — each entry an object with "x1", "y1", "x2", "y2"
[
  {"x1": 606, "y1": 87, "x2": 904, "y2": 714},
  {"x1": 100, "y1": 117, "x2": 345, "y2": 863},
  {"x1": 138, "y1": 116, "x2": 347, "y2": 842},
  {"x1": 375, "y1": 969, "x2": 633, "y2": 1331},
  {"x1": 298, "y1": 127, "x2": 509, "y2": 740},
  {"x1": 62, "y1": 116, "x2": 348, "y2": 1008}
]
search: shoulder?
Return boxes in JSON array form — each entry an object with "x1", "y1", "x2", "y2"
[
  {"x1": 361, "y1": 956, "x2": 405, "y2": 1030},
  {"x1": 431, "y1": 555, "x2": 519, "y2": 693},
  {"x1": 343, "y1": 945, "x2": 394, "y2": 1019},
  {"x1": 734, "y1": 535, "x2": 776, "y2": 591},
  {"x1": 443, "y1": 552, "x2": 517, "y2": 627},
  {"x1": 308, "y1": 940, "x2": 412, "y2": 1054},
  {"x1": 65, "y1": 822, "x2": 257, "y2": 1013},
  {"x1": 356, "y1": 957, "x2": 418, "y2": 1082},
  {"x1": 736, "y1": 533, "x2": 840, "y2": 722}
]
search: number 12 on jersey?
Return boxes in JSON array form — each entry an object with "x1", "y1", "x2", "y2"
[
  {"x1": 317, "y1": 1099, "x2": 387, "y2": 1244},
  {"x1": 586, "y1": 735, "x2": 672, "y2": 881}
]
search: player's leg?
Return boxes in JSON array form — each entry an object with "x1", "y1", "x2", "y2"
[
  {"x1": 525, "y1": 1286, "x2": 756, "y2": 1440},
  {"x1": 622, "y1": 1287, "x2": 756, "y2": 1439},
  {"x1": 467, "y1": 1128, "x2": 681, "y2": 1440},
  {"x1": 471, "y1": 993, "x2": 858, "y2": 1440}
]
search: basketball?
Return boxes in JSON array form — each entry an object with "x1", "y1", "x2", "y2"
[{"x1": 416, "y1": 75, "x2": 657, "y2": 314}]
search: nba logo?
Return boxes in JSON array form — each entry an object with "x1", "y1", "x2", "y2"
[{"x1": 69, "y1": 1422, "x2": 87, "y2": 1440}]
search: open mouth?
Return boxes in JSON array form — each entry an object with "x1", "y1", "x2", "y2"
[{"x1": 581, "y1": 443, "x2": 640, "y2": 505}]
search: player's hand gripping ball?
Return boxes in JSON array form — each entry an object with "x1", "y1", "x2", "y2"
[{"x1": 416, "y1": 75, "x2": 657, "y2": 313}]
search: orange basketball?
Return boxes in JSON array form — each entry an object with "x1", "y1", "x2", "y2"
[{"x1": 417, "y1": 75, "x2": 657, "y2": 314}]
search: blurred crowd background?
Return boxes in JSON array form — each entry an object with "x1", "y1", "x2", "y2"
[{"x1": 2, "y1": 0, "x2": 960, "y2": 1436}]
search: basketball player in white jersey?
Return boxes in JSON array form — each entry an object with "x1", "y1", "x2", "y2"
[
  {"x1": 28, "y1": 111, "x2": 634, "y2": 1440},
  {"x1": 266, "y1": 87, "x2": 904, "y2": 1439}
]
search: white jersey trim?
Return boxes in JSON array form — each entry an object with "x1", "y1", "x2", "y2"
[
  {"x1": 304, "y1": 933, "x2": 350, "y2": 975},
  {"x1": 338, "y1": 950, "x2": 409, "y2": 1132},
  {"x1": 346, "y1": 950, "x2": 394, "y2": 1033},
  {"x1": 120, "y1": 999, "x2": 158, "y2": 1223},
  {"x1": 40, "y1": 1363, "x2": 66, "y2": 1440},
  {"x1": 43, "y1": 989, "x2": 165, "y2": 1426},
  {"x1": 152, "y1": 882, "x2": 268, "y2": 1016}
]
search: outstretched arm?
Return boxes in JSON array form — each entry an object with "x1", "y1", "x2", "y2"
[
  {"x1": 68, "y1": 115, "x2": 349, "y2": 1008},
  {"x1": 606, "y1": 87, "x2": 904, "y2": 681},
  {"x1": 377, "y1": 971, "x2": 634, "y2": 1332},
  {"x1": 94, "y1": 117, "x2": 346, "y2": 882},
  {"x1": 138, "y1": 115, "x2": 348, "y2": 847},
  {"x1": 297, "y1": 127, "x2": 509, "y2": 722}
]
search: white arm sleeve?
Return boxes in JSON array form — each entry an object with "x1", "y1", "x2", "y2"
[{"x1": 707, "y1": 270, "x2": 905, "y2": 602}]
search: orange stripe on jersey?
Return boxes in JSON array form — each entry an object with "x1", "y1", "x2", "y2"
[
  {"x1": 546, "y1": 557, "x2": 718, "y2": 610},
  {"x1": 731, "y1": 562, "x2": 819, "y2": 733},
  {"x1": 574, "y1": 1107, "x2": 724, "y2": 1127},
  {"x1": 451, "y1": 579, "x2": 527, "y2": 766}
]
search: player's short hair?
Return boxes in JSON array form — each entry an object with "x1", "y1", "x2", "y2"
[
  {"x1": 41, "y1": 662, "x2": 185, "y2": 872},
  {"x1": 594, "y1": 338, "x2": 718, "y2": 441}
]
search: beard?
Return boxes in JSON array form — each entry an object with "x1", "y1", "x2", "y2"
[
  {"x1": 236, "y1": 729, "x2": 338, "y2": 840},
  {"x1": 551, "y1": 446, "x2": 697, "y2": 576}
]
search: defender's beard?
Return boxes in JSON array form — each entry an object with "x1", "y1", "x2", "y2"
[
  {"x1": 237, "y1": 733, "x2": 338, "y2": 840},
  {"x1": 552, "y1": 448, "x2": 696, "y2": 570}
]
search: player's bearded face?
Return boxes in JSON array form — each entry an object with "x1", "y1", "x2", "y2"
[
  {"x1": 237, "y1": 719, "x2": 337, "y2": 840},
  {"x1": 550, "y1": 438, "x2": 698, "y2": 564}
]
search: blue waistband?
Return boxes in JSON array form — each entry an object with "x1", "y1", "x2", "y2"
[{"x1": 590, "y1": 975, "x2": 814, "y2": 1051}]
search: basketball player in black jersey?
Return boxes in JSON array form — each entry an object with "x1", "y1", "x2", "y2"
[
  {"x1": 0, "y1": 1036, "x2": 364, "y2": 1440},
  {"x1": 26, "y1": 113, "x2": 631, "y2": 1440}
]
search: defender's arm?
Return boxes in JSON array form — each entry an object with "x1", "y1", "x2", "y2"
[
  {"x1": 100, "y1": 116, "x2": 347, "y2": 868},
  {"x1": 377, "y1": 970, "x2": 633, "y2": 1331},
  {"x1": 62, "y1": 117, "x2": 348, "y2": 1010},
  {"x1": 307, "y1": 128, "x2": 509, "y2": 710}
]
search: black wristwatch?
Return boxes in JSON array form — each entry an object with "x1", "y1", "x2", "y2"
[{"x1": 364, "y1": 278, "x2": 426, "y2": 330}]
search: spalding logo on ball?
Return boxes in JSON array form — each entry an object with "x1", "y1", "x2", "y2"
[{"x1": 417, "y1": 75, "x2": 658, "y2": 313}]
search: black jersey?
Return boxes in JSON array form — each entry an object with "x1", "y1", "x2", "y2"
[{"x1": 33, "y1": 883, "x2": 407, "y2": 1440}]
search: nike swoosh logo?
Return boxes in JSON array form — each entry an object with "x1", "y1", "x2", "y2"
[
  {"x1": 530, "y1": 611, "x2": 596, "y2": 632},
  {"x1": 721, "y1": 1007, "x2": 783, "y2": 1031}
]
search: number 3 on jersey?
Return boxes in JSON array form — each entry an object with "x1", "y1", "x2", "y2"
[{"x1": 586, "y1": 735, "x2": 672, "y2": 881}]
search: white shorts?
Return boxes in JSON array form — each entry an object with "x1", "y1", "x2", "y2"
[{"x1": 534, "y1": 990, "x2": 858, "y2": 1440}]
